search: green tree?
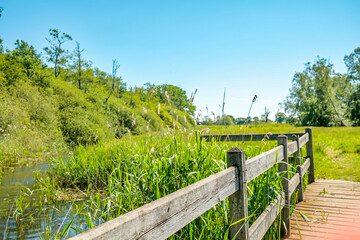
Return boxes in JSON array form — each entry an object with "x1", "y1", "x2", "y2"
[
  {"x1": 104, "y1": 59, "x2": 124, "y2": 103},
  {"x1": 282, "y1": 58, "x2": 346, "y2": 126},
  {"x1": 43, "y1": 29, "x2": 72, "y2": 77},
  {"x1": 154, "y1": 84, "x2": 195, "y2": 116},
  {"x1": 69, "y1": 42, "x2": 91, "y2": 90},
  {"x1": 0, "y1": 38, "x2": 3, "y2": 53},
  {"x1": 236, "y1": 117, "x2": 246, "y2": 125},
  {"x1": 12, "y1": 40, "x2": 42, "y2": 75},
  {"x1": 345, "y1": 47, "x2": 360, "y2": 125},
  {"x1": 215, "y1": 115, "x2": 234, "y2": 125},
  {"x1": 275, "y1": 112, "x2": 286, "y2": 123}
]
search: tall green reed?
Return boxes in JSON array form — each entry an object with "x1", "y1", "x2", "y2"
[{"x1": 20, "y1": 128, "x2": 302, "y2": 239}]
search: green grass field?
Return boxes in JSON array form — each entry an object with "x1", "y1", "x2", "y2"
[{"x1": 200, "y1": 125, "x2": 360, "y2": 181}]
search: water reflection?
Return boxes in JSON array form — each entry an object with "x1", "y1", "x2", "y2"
[{"x1": 0, "y1": 162, "x2": 88, "y2": 239}]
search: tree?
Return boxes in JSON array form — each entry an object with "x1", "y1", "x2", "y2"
[
  {"x1": 70, "y1": 42, "x2": 91, "y2": 90},
  {"x1": 236, "y1": 117, "x2": 246, "y2": 125},
  {"x1": 262, "y1": 106, "x2": 270, "y2": 122},
  {"x1": 154, "y1": 84, "x2": 195, "y2": 116},
  {"x1": 215, "y1": 115, "x2": 234, "y2": 125},
  {"x1": 104, "y1": 59, "x2": 123, "y2": 103},
  {"x1": 344, "y1": 47, "x2": 360, "y2": 85},
  {"x1": 43, "y1": 29, "x2": 72, "y2": 77},
  {"x1": 345, "y1": 47, "x2": 360, "y2": 125},
  {"x1": 253, "y1": 116, "x2": 260, "y2": 125},
  {"x1": 275, "y1": 112, "x2": 286, "y2": 123},
  {"x1": 282, "y1": 58, "x2": 347, "y2": 126},
  {"x1": 12, "y1": 40, "x2": 42, "y2": 75},
  {"x1": 0, "y1": 38, "x2": 4, "y2": 53},
  {"x1": 201, "y1": 115, "x2": 213, "y2": 125}
]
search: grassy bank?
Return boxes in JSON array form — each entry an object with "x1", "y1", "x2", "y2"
[
  {"x1": 10, "y1": 125, "x2": 360, "y2": 239},
  {"x1": 17, "y1": 129, "x2": 286, "y2": 239}
]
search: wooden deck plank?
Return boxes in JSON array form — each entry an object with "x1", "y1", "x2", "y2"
[{"x1": 282, "y1": 179, "x2": 360, "y2": 240}]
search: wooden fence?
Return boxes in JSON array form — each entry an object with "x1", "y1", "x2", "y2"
[{"x1": 69, "y1": 128, "x2": 314, "y2": 240}]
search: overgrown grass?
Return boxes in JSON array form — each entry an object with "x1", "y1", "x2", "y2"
[
  {"x1": 8, "y1": 124, "x2": 360, "y2": 239},
  {"x1": 15, "y1": 127, "x2": 296, "y2": 239}
]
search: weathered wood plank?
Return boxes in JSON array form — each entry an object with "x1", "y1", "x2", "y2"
[
  {"x1": 200, "y1": 133, "x2": 304, "y2": 142},
  {"x1": 298, "y1": 133, "x2": 309, "y2": 148},
  {"x1": 305, "y1": 128, "x2": 315, "y2": 183},
  {"x1": 246, "y1": 146, "x2": 284, "y2": 182},
  {"x1": 227, "y1": 148, "x2": 249, "y2": 240},
  {"x1": 295, "y1": 205, "x2": 360, "y2": 216},
  {"x1": 283, "y1": 179, "x2": 360, "y2": 240},
  {"x1": 301, "y1": 192, "x2": 360, "y2": 200},
  {"x1": 315, "y1": 179, "x2": 360, "y2": 186},
  {"x1": 294, "y1": 136, "x2": 303, "y2": 202},
  {"x1": 300, "y1": 158, "x2": 310, "y2": 177},
  {"x1": 292, "y1": 210, "x2": 360, "y2": 222},
  {"x1": 278, "y1": 135, "x2": 290, "y2": 237},
  {"x1": 69, "y1": 167, "x2": 238, "y2": 240},
  {"x1": 287, "y1": 141, "x2": 298, "y2": 155},
  {"x1": 289, "y1": 222, "x2": 360, "y2": 234},
  {"x1": 249, "y1": 194, "x2": 285, "y2": 240},
  {"x1": 289, "y1": 173, "x2": 300, "y2": 196}
]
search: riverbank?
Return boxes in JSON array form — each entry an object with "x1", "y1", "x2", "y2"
[{"x1": 1, "y1": 125, "x2": 360, "y2": 239}]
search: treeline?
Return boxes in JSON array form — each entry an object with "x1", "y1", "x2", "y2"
[
  {"x1": 201, "y1": 114, "x2": 285, "y2": 126},
  {"x1": 0, "y1": 29, "x2": 195, "y2": 169},
  {"x1": 282, "y1": 49, "x2": 360, "y2": 127}
]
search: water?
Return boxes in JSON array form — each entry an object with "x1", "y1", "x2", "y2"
[{"x1": 0, "y1": 162, "x2": 88, "y2": 239}]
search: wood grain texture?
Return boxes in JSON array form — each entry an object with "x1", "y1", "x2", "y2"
[
  {"x1": 278, "y1": 135, "x2": 291, "y2": 237},
  {"x1": 289, "y1": 173, "x2": 300, "y2": 197},
  {"x1": 305, "y1": 128, "x2": 315, "y2": 183},
  {"x1": 283, "y1": 179, "x2": 360, "y2": 240},
  {"x1": 298, "y1": 133, "x2": 309, "y2": 148},
  {"x1": 200, "y1": 133, "x2": 304, "y2": 142},
  {"x1": 227, "y1": 147, "x2": 249, "y2": 240},
  {"x1": 295, "y1": 136, "x2": 304, "y2": 202},
  {"x1": 249, "y1": 193, "x2": 285, "y2": 240},
  {"x1": 287, "y1": 141, "x2": 298, "y2": 155},
  {"x1": 246, "y1": 146, "x2": 284, "y2": 182},
  {"x1": 301, "y1": 158, "x2": 310, "y2": 177},
  {"x1": 69, "y1": 167, "x2": 238, "y2": 240}
]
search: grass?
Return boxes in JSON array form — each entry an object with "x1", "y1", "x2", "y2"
[
  {"x1": 11, "y1": 128, "x2": 287, "y2": 239},
  {"x1": 203, "y1": 124, "x2": 360, "y2": 181},
  {"x1": 6, "y1": 124, "x2": 360, "y2": 239}
]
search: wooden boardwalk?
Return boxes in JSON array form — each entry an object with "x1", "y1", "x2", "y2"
[{"x1": 284, "y1": 179, "x2": 360, "y2": 240}]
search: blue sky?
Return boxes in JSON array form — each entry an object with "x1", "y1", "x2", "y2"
[{"x1": 1, "y1": 0, "x2": 359, "y2": 120}]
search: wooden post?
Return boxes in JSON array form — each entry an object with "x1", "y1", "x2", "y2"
[
  {"x1": 306, "y1": 128, "x2": 315, "y2": 183},
  {"x1": 295, "y1": 136, "x2": 304, "y2": 202},
  {"x1": 227, "y1": 147, "x2": 248, "y2": 240},
  {"x1": 277, "y1": 135, "x2": 290, "y2": 237}
]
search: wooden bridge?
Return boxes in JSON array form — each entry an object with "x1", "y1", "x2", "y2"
[
  {"x1": 284, "y1": 179, "x2": 360, "y2": 240},
  {"x1": 69, "y1": 128, "x2": 360, "y2": 240}
]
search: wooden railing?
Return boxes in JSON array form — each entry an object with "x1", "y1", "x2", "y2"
[{"x1": 69, "y1": 128, "x2": 314, "y2": 240}]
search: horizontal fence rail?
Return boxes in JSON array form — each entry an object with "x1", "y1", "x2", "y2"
[
  {"x1": 69, "y1": 128, "x2": 315, "y2": 240},
  {"x1": 246, "y1": 146, "x2": 283, "y2": 182},
  {"x1": 248, "y1": 193, "x2": 285, "y2": 240},
  {"x1": 200, "y1": 132, "x2": 305, "y2": 142},
  {"x1": 70, "y1": 167, "x2": 238, "y2": 240}
]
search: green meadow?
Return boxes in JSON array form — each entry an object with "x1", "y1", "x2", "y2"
[{"x1": 205, "y1": 125, "x2": 360, "y2": 181}]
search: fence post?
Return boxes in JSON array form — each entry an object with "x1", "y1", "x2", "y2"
[
  {"x1": 295, "y1": 135, "x2": 304, "y2": 202},
  {"x1": 227, "y1": 147, "x2": 248, "y2": 240},
  {"x1": 305, "y1": 128, "x2": 315, "y2": 183},
  {"x1": 277, "y1": 135, "x2": 290, "y2": 237}
]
